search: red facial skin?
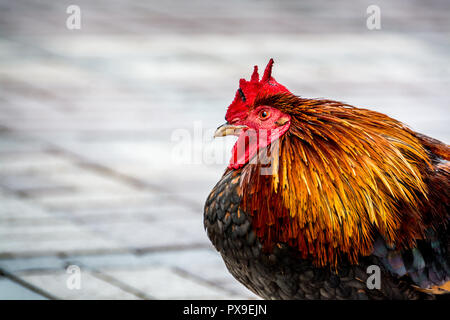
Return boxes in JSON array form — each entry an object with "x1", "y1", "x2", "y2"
[
  {"x1": 223, "y1": 59, "x2": 292, "y2": 169},
  {"x1": 228, "y1": 106, "x2": 291, "y2": 169}
]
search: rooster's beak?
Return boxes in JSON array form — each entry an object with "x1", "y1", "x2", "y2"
[{"x1": 214, "y1": 123, "x2": 247, "y2": 138}]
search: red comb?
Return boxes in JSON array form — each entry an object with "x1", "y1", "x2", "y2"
[
  {"x1": 261, "y1": 58, "x2": 274, "y2": 82},
  {"x1": 225, "y1": 59, "x2": 290, "y2": 122}
]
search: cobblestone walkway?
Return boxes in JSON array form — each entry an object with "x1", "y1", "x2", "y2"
[{"x1": 0, "y1": 0, "x2": 449, "y2": 299}]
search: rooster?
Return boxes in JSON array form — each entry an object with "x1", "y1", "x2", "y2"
[{"x1": 204, "y1": 59, "x2": 450, "y2": 299}]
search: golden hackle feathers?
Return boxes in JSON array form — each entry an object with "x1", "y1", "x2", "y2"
[{"x1": 240, "y1": 93, "x2": 435, "y2": 267}]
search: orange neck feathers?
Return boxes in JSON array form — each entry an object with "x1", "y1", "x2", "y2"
[{"x1": 239, "y1": 94, "x2": 432, "y2": 267}]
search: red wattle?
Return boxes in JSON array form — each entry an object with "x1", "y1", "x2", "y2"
[{"x1": 228, "y1": 122, "x2": 290, "y2": 169}]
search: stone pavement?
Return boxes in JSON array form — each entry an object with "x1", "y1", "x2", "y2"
[{"x1": 0, "y1": 0, "x2": 449, "y2": 299}]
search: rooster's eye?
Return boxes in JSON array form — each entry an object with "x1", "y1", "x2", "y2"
[{"x1": 259, "y1": 110, "x2": 270, "y2": 120}]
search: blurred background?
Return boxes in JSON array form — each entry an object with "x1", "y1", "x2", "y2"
[{"x1": 0, "y1": 0, "x2": 448, "y2": 299}]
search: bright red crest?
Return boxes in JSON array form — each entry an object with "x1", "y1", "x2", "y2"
[{"x1": 225, "y1": 59, "x2": 291, "y2": 123}]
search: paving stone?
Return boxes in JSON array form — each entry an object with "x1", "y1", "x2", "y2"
[
  {"x1": 0, "y1": 173, "x2": 74, "y2": 195},
  {"x1": 0, "y1": 219, "x2": 88, "y2": 237},
  {"x1": 0, "y1": 217, "x2": 127, "y2": 255},
  {"x1": 142, "y1": 249, "x2": 260, "y2": 299},
  {"x1": 100, "y1": 266, "x2": 245, "y2": 299},
  {"x1": 43, "y1": 170, "x2": 142, "y2": 194},
  {"x1": 65, "y1": 250, "x2": 259, "y2": 299},
  {"x1": 63, "y1": 253, "x2": 144, "y2": 270},
  {"x1": 0, "y1": 277, "x2": 48, "y2": 300},
  {"x1": 0, "y1": 192, "x2": 53, "y2": 219},
  {"x1": 83, "y1": 218, "x2": 206, "y2": 249},
  {"x1": 0, "y1": 152, "x2": 75, "y2": 176},
  {"x1": 56, "y1": 203, "x2": 196, "y2": 221},
  {"x1": 0, "y1": 235, "x2": 125, "y2": 256},
  {"x1": 0, "y1": 134, "x2": 46, "y2": 153},
  {"x1": 17, "y1": 270, "x2": 140, "y2": 300},
  {"x1": 0, "y1": 256, "x2": 67, "y2": 273},
  {"x1": 67, "y1": 249, "x2": 218, "y2": 270},
  {"x1": 31, "y1": 191, "x2": 164, "y2": 211}
]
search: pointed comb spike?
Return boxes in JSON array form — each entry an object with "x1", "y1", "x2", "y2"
[
  {"x1": 262, "y1": 58, "x2": 274, "y2": 82},
  {"x1": 250, "y1": 66, "x2": 259, "y2": 82}
]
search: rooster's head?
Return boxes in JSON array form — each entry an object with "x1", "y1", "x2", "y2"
[{"x1": 214, "y1": 59, "x2": 292, "y2": 169}]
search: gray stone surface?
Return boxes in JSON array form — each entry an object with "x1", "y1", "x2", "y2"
[
  {"x1": 0, "y1": 0, "x2": 448, "y2": 299},
  {"x1": 18, "y1": 270, "x2": 141, "y2": 300},
  {"x1": 0, "y1": 277, "x2": 48, "y2": 300}
]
